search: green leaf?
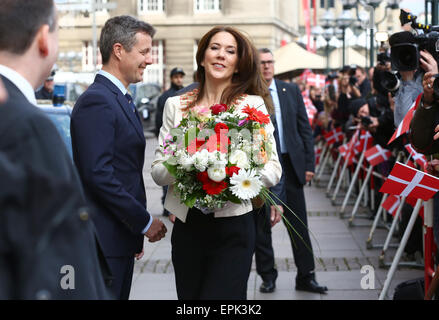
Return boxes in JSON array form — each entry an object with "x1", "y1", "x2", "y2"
[
  {"x1": 163, "y1": 161, "x2": 178, "y2": 178},
  {"x1": 228, "y1": 195, "x2": 242, "y2": 204},
  {"x1": 184, "y1": 195, "x2": 198, "y2": 208}
]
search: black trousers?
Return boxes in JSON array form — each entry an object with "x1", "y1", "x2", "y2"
[
  {"x1": 105, "y1": 256, "x2": 135, "y2": 300},
  {"x1": 281, "y1": 154, "x2": 315, "y2": 280},
  {"x1": 253, "y1": 205, "x2": 278, "y2": 283},
  {"x1": 171, "y1": 208, "x2": 255, "y2": 300}
]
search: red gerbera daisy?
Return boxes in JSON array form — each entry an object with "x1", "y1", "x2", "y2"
[{"x1": 242, "y1": 105, "x2": 270, "y2": 124}]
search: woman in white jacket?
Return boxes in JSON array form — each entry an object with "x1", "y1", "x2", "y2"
[{"x1": 151, "y1": 26, "x2": 282, "y2": 300}]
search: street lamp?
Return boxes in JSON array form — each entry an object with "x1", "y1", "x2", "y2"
[
  {"x1": 323, "y1": 27, "x2": 334, "y2": 72},
  {"x1": 364, "y1": 0, "x2": 383, "y2": 68},
  {"x1": 311, "y1": 25, "x2": 324, "y2": 53},
  {"x1": 341, "y1": 0, "x2": 357, "y2": 10},
  {"x1": 320, "y1": 10, "x2": 335, "y2": 73},
  {"x1": 336, "y1": 10, "x2": 354, "y2": 67}
]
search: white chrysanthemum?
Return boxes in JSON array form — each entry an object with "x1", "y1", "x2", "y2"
[
  {"x1": 229, "y1": 169, "x2": 263, "y2": 200},
  {"x1": 229, "y1": 150, "x2": 250, "y2": 169},
  {"x1": 193, "y1": 149, "x2": 209, "y2": 172},
  {"x1": 178, "y1": 154, "x2": 194, "y2": 171}
]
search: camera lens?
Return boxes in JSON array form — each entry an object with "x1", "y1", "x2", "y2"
[{"x1": 391, "y1": 44, "x2": 419, "y2": 71}]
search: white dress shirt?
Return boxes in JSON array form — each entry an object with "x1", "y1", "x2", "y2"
[
  {"x1": 0, "y1": 64, "x2": 37, "y2": 105},
  {"x1": 269, "y1": 80, "x2": 287, "y2": 154}
]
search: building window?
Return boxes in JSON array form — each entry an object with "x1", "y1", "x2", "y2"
[
  {"x1": 195, "y1": 0, "x2": 222, "y2": 12},
  {"x1": 143, "y1": 40, "x2": 165, "y2": 87},
  {"x1": 82, "y1": 41, "x2": 102, "y2": 72},
  {"x1": 138, "y1": 0, "x2": 165, "y2": 13}
]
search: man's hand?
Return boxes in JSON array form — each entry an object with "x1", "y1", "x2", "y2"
[
  {"x1": 135, "y1": 249, "x2": 144, "y2": 260},
  {"x1": 305, "y1": 171, "x2": 314, "y2": 183},
  {"x1": 168, "y1": 214, "x2": 176, "y2": 224},
  {"x1": 420, "y1": 50, "x2": 439, "y2": 75},
  {"x1": 145, "y1": 217, "x2": 167, "y2": 242},
  {"x1": 423, "y1": 72, "x2": 435, "y2": 106},
  {"x1": 270, "y1": 205, "x2": 283, "y2": 227}
]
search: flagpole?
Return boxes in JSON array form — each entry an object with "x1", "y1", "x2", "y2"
[
  {"x1": 366, "y1": 151, "x2": 403, "y2": 249},
  {"x1": 379, "y1": 199, "x2": 423, "y2": 300}
]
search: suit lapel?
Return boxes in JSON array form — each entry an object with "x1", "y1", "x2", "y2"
[
  {"x1": 116, "y1": 93, "x2": 145, "y2": 142},
  {"x1": 95, "y1": 75, "x2": 145, "y2": 142}
]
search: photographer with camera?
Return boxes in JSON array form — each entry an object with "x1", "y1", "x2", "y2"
[
  {"x1": 388, "y1": 31, "x2": 428, "y2": 127},
  {"x1": 349, "y1": 97, "x2": 394, "y2": 148}
]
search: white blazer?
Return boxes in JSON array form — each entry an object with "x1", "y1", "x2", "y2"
[{"x1": 151, "y1": 89, "x2": 282, "y2": 223}]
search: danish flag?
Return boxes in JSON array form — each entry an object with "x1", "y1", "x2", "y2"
[
  {"x1": 379, "y1": 162, "x2": 439, "y2": 201},
  {"x1": 405, "y1": 144, "x2": 428, "y2": 170},
  {"x1": 306, "y1": 73, "x2": 326, "y2": 88},
  {"x1": 387, "y1": 94, "x2": 422, "y2": 145},
  {"x1": 300, "y1": 69, "x2": 313, "y2": 82},
  {"x1": 365, "y1": 145, "x2": 392, "y2": 167},
  {"x1": 354, "y1": 130, "x2": 373, "y2": 154},
  {"x1": 338, "y1": 143, "x2": 355, "y2": 165},
  {"x1": 382, "y1": 195, "x2": 401, "y2": 217},
  {"x1": 324, "y1": 127, "x2": 344, "y2": 145}
]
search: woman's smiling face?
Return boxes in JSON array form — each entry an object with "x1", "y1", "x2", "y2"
[{"x1": 201, "y1": 31, "x2": 238, "y2": 83}]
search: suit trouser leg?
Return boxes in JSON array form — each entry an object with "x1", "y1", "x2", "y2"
[
  {"x1": 253, "y1": 206, "x2": 278, "y2": 283},
  {"x1": 172, "y1": 209, "x2": 255, "y2": 300},
  {"x1": 171, "y1": 213, "x2": 205, "y2": 300},
  {"x1": 105, "y1": 256, "x2": 135, "y2": 300},
  {"x1": 282, "y1": 155, "x2": 316, "y2": 281},
  {"x1": 199, "y1": 212, "x2": 255, "y2": 300}
]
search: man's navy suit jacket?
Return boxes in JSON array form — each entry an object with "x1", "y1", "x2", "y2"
[
  {"x1": 270, "y1": 79, "x2": 315, "y2": 201},
  {"x1": 71, "y1": 74, "x2": 150, "y2": 257}
]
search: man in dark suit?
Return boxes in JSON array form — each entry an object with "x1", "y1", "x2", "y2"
[
  {"x1": 0, "y1": 0, "x2": 111, "y2": 299},
  {"x1": 155, "y1": 67, "x2": 185, "y2": 217},
  {"x1": 256, "y1": 48, "x2": 328, "y2": 294},
  {"x1": 71, "y1": 16, "x2": 167, "y2": 300}
]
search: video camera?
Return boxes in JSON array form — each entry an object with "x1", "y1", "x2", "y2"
[{"x1": 390, "y1": 9, "x2": 439, "y2": 71}]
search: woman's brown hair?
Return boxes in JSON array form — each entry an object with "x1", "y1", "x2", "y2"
[{"x1": 191, "y1": 26, "x2": 274, "y2": 114}]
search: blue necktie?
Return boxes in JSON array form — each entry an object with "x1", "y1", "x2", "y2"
[{"x1": 125, "y1": 93, "x2": 136, "y2": 113}]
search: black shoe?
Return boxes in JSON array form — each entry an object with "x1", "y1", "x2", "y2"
[
  {"x1": 296, "y1": 279, "x2": 328, "y2": 294},
  {"x1": 259, "y1": 280, "x2": 276, "y2": 293}
]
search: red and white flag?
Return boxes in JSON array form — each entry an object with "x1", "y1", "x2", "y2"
[
  {"x1": 307, "y1": 73, "x2": 326, "y2": 88},
  {"x1": 300, "y1": 69, "x2": 313, "y2": 82},
  {"x1": 324, "y1": 127, "x2": 344, "y2": 145},
  {"x1": 379, "y1": 162, "x2": 439, "y2": 201},
  {"x1": 405, "y1": 144, "x2": 428, "y2": 170},
  {"x1": 365, "y1": 145, "x2": 392, "y2": 167},
  {"x1": 387, "y1": 94, "x2": 422, "y2": 145},
  {"x1": 354, "y1": 130, "x2": 373, "y2": 154},
  {"x1": 382, "y1": 195, "x2": 401, "y2": 217},
  {"x1": 338, "y1": 143, "x2": 355, "y2": 165}
]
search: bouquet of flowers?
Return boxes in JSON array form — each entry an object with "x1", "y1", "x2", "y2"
[{"x1": 161, "y1": 102, "x2": 274, "y2": 212}]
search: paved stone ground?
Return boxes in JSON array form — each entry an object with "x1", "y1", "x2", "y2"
[{"x1": 129, "y1": 137, "x2": 424, "y2": 300}]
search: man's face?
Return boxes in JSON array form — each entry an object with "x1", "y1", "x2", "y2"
[
  {"x1": 120, "y1": 32, "x2": 153, "y2": 86},
  {"x1": 358, "y1": 104, "x2": 370, "y2": 118},
  {"x1": 44, "y1": 79, "x2": 54, "y2": 92},
  {"x1": 355, "y1": 69, "x2": 365, "y2": 83},
  {"x1": 259, "y1": 52, "x2": 275, "y2": 84},
  {"x1": 171, "y1": 74, "x2": 184, "y2": 87}
]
